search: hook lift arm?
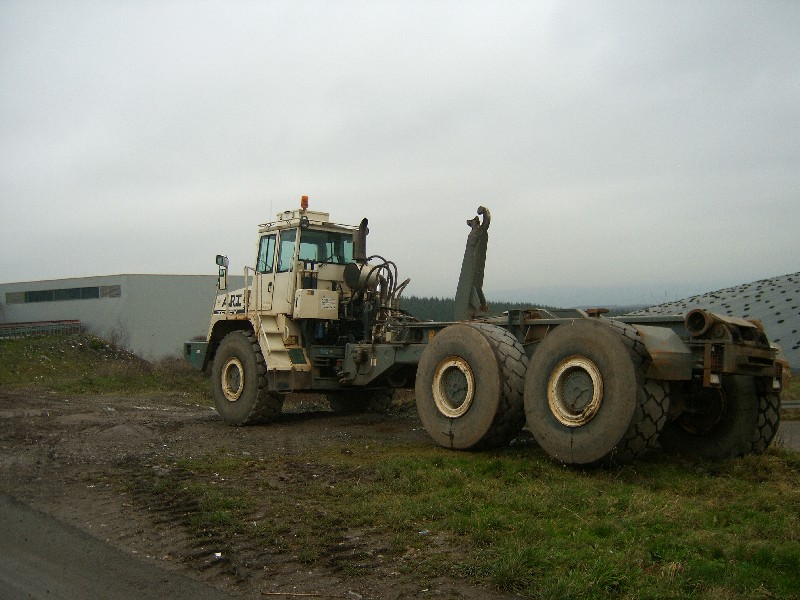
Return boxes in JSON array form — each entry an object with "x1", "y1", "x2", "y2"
[{"x1": 453, "y1": 206, "x2": 491, "y2": 321}]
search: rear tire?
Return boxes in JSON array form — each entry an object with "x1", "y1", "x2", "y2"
[
  {"x1": 524, "y1": 319, "x2": 669, "y2": 465},
  {"x1": 752, "y1": 378, "x2": 781, "y2": 454},
  {"x1": 211, "y1": 330, "x2": 283, "y2": 425},
  {"x1": 659, "y1": 376, "x2": 780, "y2": 459},
  {"x1": 415, "y1": 323, "x2": 526, "y2": 450},
  {"x1": 327, "y1": 389, "x2": 395, "y2": 414}
]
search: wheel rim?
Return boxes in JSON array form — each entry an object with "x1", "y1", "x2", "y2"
[
  {"x1": 221, "y1": 357, "x2": 245, "y2": 402},
  {"x1": 677, "y1": 386, "x2": 726, "y2": 434},
  {"x1": 547, "y1": 356, "x2": 603, "y2": 427},
  {"x1": 432, "y1": 357, "x2": 475, "y2": 418}
]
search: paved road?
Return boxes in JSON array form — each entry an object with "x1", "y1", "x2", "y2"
[
  {"x1": 0, "y1": 495, "x2": 238, "y2": 600},
  {"x1": 779, "y1": 420, "x2": 800, "y2": 451}
]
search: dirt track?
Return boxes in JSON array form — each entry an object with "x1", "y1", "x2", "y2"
[{"x1": 0, "y1": 388, "x2": 522, "y2": 599}]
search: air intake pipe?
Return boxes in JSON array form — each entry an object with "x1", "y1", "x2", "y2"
[
  {"x1": 685, "y1": 309, "x2": 717, "y2": 337},
  {"x1": 685, "y1": 308, "x2": 766, "y2": 343}
]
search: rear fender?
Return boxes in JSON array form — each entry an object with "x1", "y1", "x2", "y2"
[{"x1": 632, "y1": 325, "x2": 694, "y2": 381}]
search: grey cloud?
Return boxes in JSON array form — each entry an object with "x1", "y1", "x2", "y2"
[{"x1": 1, "y1": 1, "x2": 798, "y2": 306}]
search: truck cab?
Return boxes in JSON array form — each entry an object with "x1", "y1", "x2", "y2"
[
  {"x1": 190, "y1": 200, "x2": 403, "y2": 396},
  {"x1": 248, "y1": 208, "x2": 355, "y2": 318}
]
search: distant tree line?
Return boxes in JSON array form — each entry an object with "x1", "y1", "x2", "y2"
[
  {"x1": 399, "y1": 296, "x2": 556, "y2": 322},
  {"x1": 399, "y1": 296, "x2": 642, "y2": 321}
]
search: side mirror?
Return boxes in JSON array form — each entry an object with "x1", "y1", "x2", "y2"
[
  {"x1": 216, "y1": 255, "x2": 228, "y2": 290},
  {"x1": 353, "y1": 218, "x2": 368, "y2": 263}
]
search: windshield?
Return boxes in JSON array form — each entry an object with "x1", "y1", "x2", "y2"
[{"x1": 298, "y1": 229, "x2": 354, "y2": 265}]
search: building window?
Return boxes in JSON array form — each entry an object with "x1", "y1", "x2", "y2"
[
  {"x1": 99, "y1": 285, "x2": 121, "y2": 298},
  {"x1": 5, "y1": 285, "x2": 121, "y2": 304}
]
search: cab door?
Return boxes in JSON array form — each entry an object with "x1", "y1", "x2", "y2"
[
  {"x1": 255, "y1": 233, "x2": 276, "y2": 311},
  {"x1": 271, "y1": 228, "x2": 298, "y2": 315}
]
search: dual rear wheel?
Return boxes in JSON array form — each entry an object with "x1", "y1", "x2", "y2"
[
  {"x1": 414, "y1": 323, "x2": 527, "y2": 450},
  {"x1": 415, "y1": 320, "x2": 668, "y2": 464},
  {"x1": 415, "y1": 320, "x2": 669, "y2": 464},
  {"x1": 416, "y1": 319, "x2": 778, "y2": 465},
  {"x1": 523, "y1": 319, "x2": 669, "y2": 465},
  {"x1": 415, "y1": 319, "x2": 668, "y2": 464}
]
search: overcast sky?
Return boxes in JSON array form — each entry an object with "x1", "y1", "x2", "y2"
[{"x1": 1, "y1": 1, "x2": 798, "y2": 307}]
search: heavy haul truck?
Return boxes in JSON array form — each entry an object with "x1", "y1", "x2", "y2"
[{"x1": 185, "y1": 197, "x2": 786, "y2": 465}]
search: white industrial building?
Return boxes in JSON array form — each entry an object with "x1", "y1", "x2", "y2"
[{"x1": 0, "y1": 275, "x2": 242, "y2": 360}]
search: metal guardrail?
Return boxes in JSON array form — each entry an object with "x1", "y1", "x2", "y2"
[{"x1": 0, "y1": 320, "x2": 83, "y2": 338}]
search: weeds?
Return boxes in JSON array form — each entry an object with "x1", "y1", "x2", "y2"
[{"x1": 0, "y1": 333, "x2": 210, "y2": 402}]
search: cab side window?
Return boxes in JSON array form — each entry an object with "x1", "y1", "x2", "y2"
[
  {"x1": 256, "y1": 234, "x2": 276, "y2": 273},
  {"x1": 277, "y1": 229, "x2": 297, "y2": 273}
]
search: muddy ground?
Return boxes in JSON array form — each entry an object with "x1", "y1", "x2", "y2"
[{"x1": 0, "y1": 388, "x2": 523, "y2": 599}]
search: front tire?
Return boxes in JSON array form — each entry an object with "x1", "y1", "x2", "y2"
[
  {"x1": 211, "y1": 330, "x2": 283, "y2": 425},
  {"x1": 524, "y1": 319, "x2": 669, "y2": 465},
  {"x1": 415, "y1": 323, "x2": 526, "y2": 450}
]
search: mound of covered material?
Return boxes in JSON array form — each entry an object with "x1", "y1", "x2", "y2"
[{"x1": 629, "y1": 272, "x2": 800, "y2": 369}]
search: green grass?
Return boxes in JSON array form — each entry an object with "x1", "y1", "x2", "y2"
[
  {"x1": 0, "y1": 333, "x2": 210, "y2": 402},
  {"x1": 132, "y1": 444, "x2": 800, "y2": 599}
]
